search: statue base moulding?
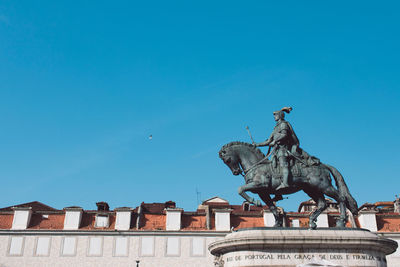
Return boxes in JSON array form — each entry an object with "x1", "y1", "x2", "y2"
[{"x1": 208, "y1": 228, "x2": 397, "y2": 267}]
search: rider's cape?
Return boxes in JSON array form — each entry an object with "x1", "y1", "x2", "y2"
[
  {"x1": 279, "y1": 121, "x2": 320, "y2": 167},
  {"x1": 286, "y1": 121, "x2": 300, "y2": 153}
]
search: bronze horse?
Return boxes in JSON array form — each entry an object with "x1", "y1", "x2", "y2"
[{"x1": 219, "y1": 141, "x2": 358, "y2": 229}]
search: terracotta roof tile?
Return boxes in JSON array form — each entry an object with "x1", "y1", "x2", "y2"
[
  {"x1": 231, "y1": 215, "x2": 264, "y2": 229},
  {"x1": 230, "y1": 205, "x2": 267, "y2": 215},
  {"x1": 295, "y1": 217, "x2": 309, "y2": 228},
  {"x1": 141, "y1": 201, "x2": 176, "y2": 214},
  {"x1": 0, "y1": 201, "x2": 59, "y2": 212},
  {"x1": 0, "y1": 214, "x2": 13, "y2": 229},
  {"x1": 0, "y1": 200, "x2": 398, "y2": 232},
  {"x1": 28, "y1": 214, "x2": 65, "y2": 230},
  {"x1": 140, "y1": 214, "x2": 165, "y2": 230},
  {"x1": 181, "y1": 215, "x2": 206, "y2": 230},
  {"x1": 377, "y1": 216, "x2": 400, "y2": 232}
]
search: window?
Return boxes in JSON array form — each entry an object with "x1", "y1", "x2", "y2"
[
  {"x1": 88, "y1": 237, "x2": 103, "y2": 256},
  {"x1": 61, "y1": 237, "x2": 76, "y2": 256},
  {"x1": 191, "y1": 237, "x2": 205, "y2": 257},
  {"x1": 166, "y1": 237, "x2": 180, "y2": 256},
  {"x1": 35, "y1": 237, "x2": 51, "y2": 256},
  {"x1": 9, "y1": 236, "x2": 24, "y2": 256},
  {"x1": 95, "y1": 215, "x2": 109, "y2": 228},
  {"x1": 114, "y1": 237, "x2": 129, "y2": 257},
  {"x1": 140, "y1": 236, "x2": 154, "y2": 256}
]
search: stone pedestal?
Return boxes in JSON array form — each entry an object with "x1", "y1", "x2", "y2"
[{"x1": 208, "y1": 228, "x2": 397, "y2": 267}]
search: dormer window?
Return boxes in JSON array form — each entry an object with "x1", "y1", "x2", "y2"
[
  {"x1": 63, "y1": 207, "x2": 83, "y2": 230},
  {"x1": 242, "y1": 202, "x2": 251, "y2": 211},
  {"x1": 95, "y1": 214, "x2": 109, "y2": 228}
]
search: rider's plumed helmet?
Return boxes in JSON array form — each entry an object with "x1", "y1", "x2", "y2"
[{"x1": 273, "y1": 107, "x2": 292, "y2": 120}]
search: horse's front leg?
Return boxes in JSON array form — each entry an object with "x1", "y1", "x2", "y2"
[
  {"x1": 238, "y1": 184, "x2": 261, "y2": 206},
  {"x1": 258, "y1": 192, "x2": 283, "y2": 227}
]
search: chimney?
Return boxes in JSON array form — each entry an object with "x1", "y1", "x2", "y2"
[
  {"x1": 11, "y1": 207, "x2": 32, "y2": 230},
  {"x1": 165, "y1": 201, "x2": 176, "y2": 209},
  {"x1": 63, "y1": 207, "x2": 83, "y2": 230},
  {"x1": 96, "y1": 202, "x2": 110, "y2": 211},
  {"x1": 165, "y1": 208, "x2": 183, "y2": 231},
  {"x1": 115, "y1": 207, "x2": 133, "y2": 231}
]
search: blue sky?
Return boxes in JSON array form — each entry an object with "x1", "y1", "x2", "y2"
[{"x1": 0, "y1": 1, "x2": 399, "y2": 212}]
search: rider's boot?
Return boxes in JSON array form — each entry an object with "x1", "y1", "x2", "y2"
[{"x1": 276, "y1": 167, "x2": 290, "y2": 191}]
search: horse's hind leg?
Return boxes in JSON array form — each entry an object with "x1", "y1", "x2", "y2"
[
  {"x1": 304, "y1": 189, "x2": 327, "y2": 229},
  {"x1": 324, "y1": 186, "x2": 347, "y2": 228},
  {"x1": 258, "y1": 191, "x2": 283, "y2": 227}
]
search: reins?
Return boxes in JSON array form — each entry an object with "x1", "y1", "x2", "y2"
[
  {"x1": 243, "y1": 147, "x2": 274, "y2": 176},
  {"x1": 243, "y1": 155, "x2": 269, "y2": 175}
]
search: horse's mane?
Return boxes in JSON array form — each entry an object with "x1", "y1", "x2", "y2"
[{"x1": 219, "y1": 141, "x2": 265, "y2": 159}]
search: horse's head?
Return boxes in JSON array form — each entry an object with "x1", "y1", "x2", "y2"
[
  {"x1": 219, "y1": 141, "x2": 265, "y2": 176},
  {"x1": 219, "y1": 144, "x2": 242, "y2": 176}
]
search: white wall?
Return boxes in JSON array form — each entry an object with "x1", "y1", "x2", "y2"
[
  {"x1": 358, "y1": 212, "x2": 378, "y2": 232},
  {"x1": 115, "y1": 210, "x2": 132, "y2": 231},
  {"x1": 263, "y1": 211, "x2": 275, "y2": 227},
  {"x1": 316, "y1": 213, "x2": 329, "y2": 228},
  {"x1": 383, "y1": 235, "x2": 400, "y2": 267},
  {"x1": 11, "y1": 208, "x2": 32, "y2": 230},
  {"x1": 214, "y1": 209, "x2": 231, "y2": 231},
  {"x1": 165, "y1": 209, "x2": 183, "y2": 231},
  {"x1": 0, "y1": 233, "x2": 224, "y2": 267},
  {"x1": 63, "y1": 209, "x2": 83, "y2": 230}
]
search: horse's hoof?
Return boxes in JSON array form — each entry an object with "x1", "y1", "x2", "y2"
[
  {"x1": 336, "y1": 220, "x2": 345, "y2": 228},
  {"x1": 309, "y1": 222, "x2": 317, "y2": 229}
]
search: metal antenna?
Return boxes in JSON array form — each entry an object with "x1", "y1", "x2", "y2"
[{"x1": 196, "y1": 188, "x2": 201, "y2": 206}]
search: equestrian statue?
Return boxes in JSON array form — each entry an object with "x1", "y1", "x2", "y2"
[{"x1": 219, "y1": 107, "x2": 358, "y2": 229}]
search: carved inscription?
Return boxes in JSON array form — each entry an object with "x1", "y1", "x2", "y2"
[{"x1": 225, "y1": 253, "x2": 385, "y2": 263}]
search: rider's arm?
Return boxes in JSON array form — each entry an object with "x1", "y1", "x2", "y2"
[
  {"x1": 255, "y1": 134, "x2": 273, "y2": 147},
  {"x1": 256, "y1": 140, "x2": 269, "y2": 147}
]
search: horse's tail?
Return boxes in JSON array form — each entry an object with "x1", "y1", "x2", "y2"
[{"x1": 323, "y1": 164, "x2": 358, "y2": 216}]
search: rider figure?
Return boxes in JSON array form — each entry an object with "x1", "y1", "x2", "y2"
[{"x1": 255, "y1": 107, "x2": 299, "y2": 191}]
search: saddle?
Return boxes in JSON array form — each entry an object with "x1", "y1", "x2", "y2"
[
  {"x1": 269, "y1": 154, "x2": 320, "y2": 178},
  {"x1": 269, "y1": 162, "x2": 302, "y2": 177}
]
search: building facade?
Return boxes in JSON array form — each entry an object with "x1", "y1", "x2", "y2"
[{"x1": 0, "y1": 197, "x2": 399, "y2": 267}]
